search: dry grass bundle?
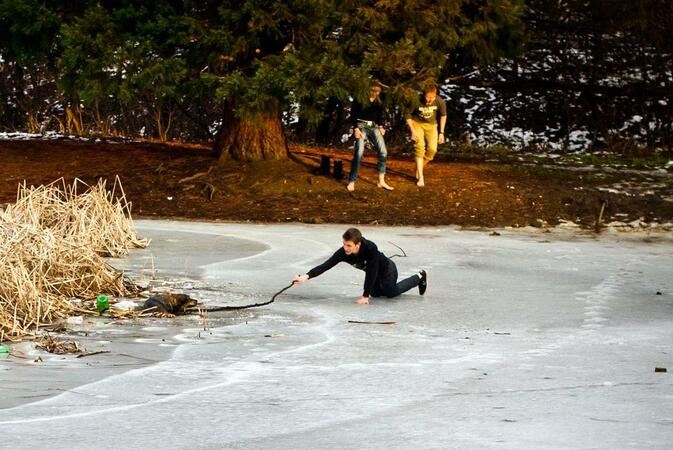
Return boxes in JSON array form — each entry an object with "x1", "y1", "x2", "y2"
[
  {"x1": 6, "y1": 177, "x2": 148, "y2": 257},
  {"x1": 0, "y1": 178, "x2": 147, "y2": 340},
  {"x1": 36, "y1": 334, "x2": 82, "y2": 354}
]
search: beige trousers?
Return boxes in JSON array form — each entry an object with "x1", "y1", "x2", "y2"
[{"x1": 412, "y1": 121, "x2": 438, "y2": 160}]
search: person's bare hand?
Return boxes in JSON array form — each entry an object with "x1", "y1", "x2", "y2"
[
  {"x1": 354, "y1": 128, "x2": 362, "y2": 140},
  {"x1": 409, "y1": 131, "x2": 418, "y2": 142},
  {"x1": 356, "y1": 296, "x2": 369, "y2": 305},
  {"x1": 292, "y1": 274, "x2": 309, "y2": 285},
  {"x1": 438, "y1": 134, "x2": 445, "y2": 144},
  {"x1": 379, "y1": 127, "x2": 385, "y2": 136}
]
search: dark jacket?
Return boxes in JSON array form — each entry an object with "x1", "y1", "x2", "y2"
[
  {"x1": 351, "y1": 99, "x2": 386, "y2": 127},
  {"x1": 307, "y1": 238, "x2": 392, "y2": 297}
]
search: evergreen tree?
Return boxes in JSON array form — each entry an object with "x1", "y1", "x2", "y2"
[
  {"x1": 7, "y1": 0, "x2": 525, "y2": 160},
  {"x1": 0, "y1": 0, "x2": 60, "y2": 130},
  {"x1": 457, "y1": 0, "x2": 673, "y2": 151}
]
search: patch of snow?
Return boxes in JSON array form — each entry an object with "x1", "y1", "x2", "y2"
[
  {"x1": 628, "y1": 218, "x2": 648, "y2": 228},
  {"x1": 66, "y1": 316, "x2": 84, "y2": 325},
  {"x1": 0, "y1": 131, "x2": 69, "y2": 140},
  {"x1": 556, "y1": 219, "x2": 580, "y2": 229},
  {"x1": 597, "y1": 187, "x2": 629, "y2": 195},
  {"x1": 606, "y1": 221, "x2": 628, "y2": 227},
  {"x1": 113, "y1": 300, "x2": 139, "y2": 310}
]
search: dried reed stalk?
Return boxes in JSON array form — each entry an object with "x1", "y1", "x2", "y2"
[
  {"x1": 6, "y1": 177, "x2": 148, "y2": 257},
  {"x1": 0, "y1": 178, "x2": 148, "y2": 339},
  {"x1": 36, "y1": 334, "x2": 82, "y2": 354}
]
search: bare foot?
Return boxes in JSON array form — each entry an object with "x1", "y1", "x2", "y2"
[
  {"x1": 346, "y1": 181, "x2": 355, "y2": 191},
  {"x1": 416, "y1": 178, "x2": 425, "y2": 187},
  {"x1": 377, "y1": 181, "x2": 394, "y2": 191}
]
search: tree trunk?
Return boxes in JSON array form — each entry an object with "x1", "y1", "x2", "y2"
[{"x1": 213, "y1": 99, "x2": 287, "y2": 162}]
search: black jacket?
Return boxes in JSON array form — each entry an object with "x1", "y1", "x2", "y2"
[
  {"x1": 351, "y1": 99, "x2": 385, "y2": 127},
  {"x1": 307, "y1": 238, "x2": 392, "y2": 297}
]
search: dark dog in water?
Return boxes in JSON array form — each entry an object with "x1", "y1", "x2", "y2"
[{"x1": 142, "y1": 293, "x2": 198, "y2": 317}]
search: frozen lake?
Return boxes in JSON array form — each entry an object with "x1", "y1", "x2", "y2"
[{"x1": 1, "y1": 221, "x2": 672, "y2": 449}]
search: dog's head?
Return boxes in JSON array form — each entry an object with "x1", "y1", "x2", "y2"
[{"x1": 172, "y1": 294, "x2": 198, "y2": 312}]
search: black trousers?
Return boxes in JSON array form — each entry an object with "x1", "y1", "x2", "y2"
[{"x1": 370, "y1": 263, "x2": 420, "y2": 298}]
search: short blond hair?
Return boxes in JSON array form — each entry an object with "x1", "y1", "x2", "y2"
[{"x1": 422, "y1": 83, "x2": 438, "y2": 94}]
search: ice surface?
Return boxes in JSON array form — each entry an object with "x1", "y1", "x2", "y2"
[{"x1": 1, "y1": 221, "x2": 672, "y2": 449}]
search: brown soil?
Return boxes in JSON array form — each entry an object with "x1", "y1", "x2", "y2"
[{"x1": 1, "y1": 138, "x2": 671, "y2": 229}]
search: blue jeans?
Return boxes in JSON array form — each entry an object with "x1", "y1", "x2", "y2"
[{"x1": 349, "y1": 125, "x2": 387, "y2": 182}]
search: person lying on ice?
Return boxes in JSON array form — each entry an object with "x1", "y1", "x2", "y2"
[{"x1": 291, "y1": 227, "x2": 427, "y2": 304}]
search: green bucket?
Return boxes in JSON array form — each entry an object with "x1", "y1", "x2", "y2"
[{"x1": 96, "y1": 294, "x2": 110, "y2": 313}]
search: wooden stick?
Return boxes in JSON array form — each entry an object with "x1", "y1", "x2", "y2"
[
  {"x1": 595, "y1": 200, "x2": 607, "y2": 233},
  {"x1": 76, "y1": 350, "x2": 111, "y2": 358},
  {"x1": 348, "y1": 320, "x2": 396, "y2": 325}
]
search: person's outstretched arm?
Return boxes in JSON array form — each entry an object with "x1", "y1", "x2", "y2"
[{"x1": 292, "y1": 249, "x2": 344, "y2": 284}]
